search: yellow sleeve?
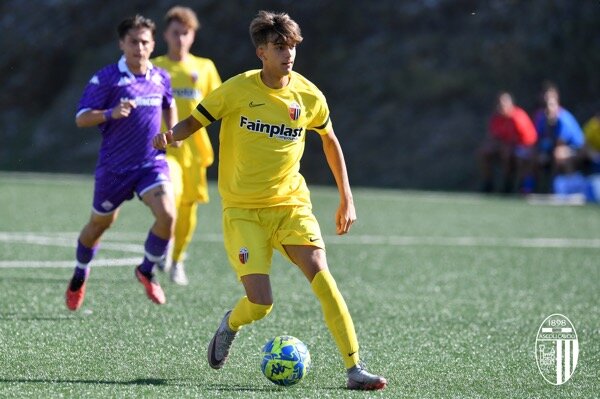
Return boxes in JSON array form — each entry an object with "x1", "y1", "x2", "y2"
[
  {"x1": 191, "y1": 74, "x2": 237, "y2": 126},
  {"x1": 190, "y1": 58, "x2": 220, "y2": 167},
  {"x1": 204, "y1": 60, "x2": 222, "y2": 95},
  {"x1": 308, "y1": 91, "x2": 332, "y2": 135}
]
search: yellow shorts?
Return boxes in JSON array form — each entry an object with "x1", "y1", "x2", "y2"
[
  {"x1": 223, "y1": 206, "x2": 325, "y2": 278},
  {"x1": 167, "y1": 155, "x2": 209, "y2": 205}
]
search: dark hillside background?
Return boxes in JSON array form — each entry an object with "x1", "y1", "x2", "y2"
[{"x1": 1, "y1": 0, "x2": 599, "y2": 190}]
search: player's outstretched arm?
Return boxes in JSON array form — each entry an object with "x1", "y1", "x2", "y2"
[
  {"x1": 320, "y1": 129, "x2": 357, "y2": 235},
  {"x1": 152, "y1": 115, "x2": 204, "y2": 150},
  {"x1": 75, "y1": 99, "x2": 137, "y2": 128}
]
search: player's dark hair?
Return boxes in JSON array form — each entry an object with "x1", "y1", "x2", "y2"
[
  {"x1": 249, "y1": 10, "x2": 303, "y2": 48},
  {"x1": 118, "y1": 14, "x2": 156, "y2": 39}
]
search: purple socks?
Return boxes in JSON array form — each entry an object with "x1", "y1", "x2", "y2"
[
  {"x1": 139, "y1": 231, "x2": 170, "y2": 275},
  {"x1": 71, "y1": 232, "x2": 168, "y2": 288},
  {"x1": 73, "y1": 240, "x2": 97, "y2": 280}
]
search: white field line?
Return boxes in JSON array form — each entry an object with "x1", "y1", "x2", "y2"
[
  {"x1": 0, "y1": 232, "x2": 143, "y2": 253},
  {"x1": 1, "y1": 231, "x2": 599, "y2": 269},
  {"x1": 0, "y1": 258, "x2": 141, "y2": 268},
  {"x1": 5, "y1": 232, "x2": 600, "y2": 249}
]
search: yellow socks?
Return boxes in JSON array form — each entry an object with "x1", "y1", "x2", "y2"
[
  {"x1": 172, "y1": 201, "x2": 197, "y2": 262},
  {"x1": 311, "y1": 269, "x2": 360, "y2": 368},
  {"x1": 227, "y1": 271, "x2": 360, "y2": 369},
  {"x1": 229, "y1": 296, "x2": 273, "y2": 331}
]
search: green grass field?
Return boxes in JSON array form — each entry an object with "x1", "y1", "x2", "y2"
[{"x1": 0, "y1": 172, "x2": 598, "y2": 398}]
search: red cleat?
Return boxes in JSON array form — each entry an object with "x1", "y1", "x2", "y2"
[
  {"x1": 135, "y1": 266, "x2": 166, "y2": 305},
  {"x1": 65, "y1": 279, "x2": 87, "y2": 311}
]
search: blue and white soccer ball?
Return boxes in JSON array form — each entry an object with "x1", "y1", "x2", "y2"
[{"x1": 261, "y1": 335, "x2": 311, "y2": 386}]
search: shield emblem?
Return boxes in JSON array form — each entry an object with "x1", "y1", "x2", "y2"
[
  {"x1": 239, "y1": 247, "x2": 249, "y2": 264},
  {"x1": 288, "y1": 101, "x2": 301, "y2": 121},
  {"x1": 535, "y1": 314, "x2": 579, "y2": 385}
]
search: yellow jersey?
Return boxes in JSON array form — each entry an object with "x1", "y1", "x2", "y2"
[
  {"x1": 190, "y1": 70, "x2": 332, "y2": 209},
  {"x1": 152, "y1": 54, "x2": 221, "y2": 168}
]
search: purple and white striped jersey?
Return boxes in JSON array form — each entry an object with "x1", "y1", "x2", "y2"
[{"x1": 77, "y1": 56, "x2": 174, "y2": 173}]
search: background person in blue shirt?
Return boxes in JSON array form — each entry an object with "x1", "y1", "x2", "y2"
[{"x1": 533, "y1": 84, "x2": 585, "y2": 193}]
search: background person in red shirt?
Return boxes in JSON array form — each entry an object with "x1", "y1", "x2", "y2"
[{"x1": 477, "y1": 91, "x2": 537, "y2": 193}]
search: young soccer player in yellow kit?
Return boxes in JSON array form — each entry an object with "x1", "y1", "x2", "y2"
[
  {"x1": 153, "y1": 10, "x2": 387, "y2": 390},
  {"x1": 152, "y1": 6, "x2": 221, "y2": 285}
]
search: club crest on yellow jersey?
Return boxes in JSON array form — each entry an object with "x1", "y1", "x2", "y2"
[
  {"x1": 288, "y1": 101, "x2": 301, "y2": 121},
  {"x1": 239, "y1": 247, "x2": 249, "y2": 264}
]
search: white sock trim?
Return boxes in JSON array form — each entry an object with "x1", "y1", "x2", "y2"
[{"x1": 145, "y1": 252, "x2": 165, "y2": 263}]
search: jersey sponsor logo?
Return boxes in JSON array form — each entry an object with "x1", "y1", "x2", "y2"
[
  {"x1": 288, "y1": 101, "x2": 301, "y2": 121},
  {"x1": 173, "y1": 88, "x2": 201, "y2": 100},
  {"x1": 120, "y1": 95, "x2": 162, "y2": 107},
  {"x1": 239, "y1": 116, "x2": 303, "y2": 141},
  {"x1": 239, "y1": 247, "x2": 249, "y2": 264}
]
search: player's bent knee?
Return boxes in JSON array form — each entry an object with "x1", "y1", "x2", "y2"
[
  {"x1": 89, "y1": 213, "x2": 116, "y2": 233},
  {"x1": 90, "y1": 221, "x2": 112, "y2": 233},
  {"x1": 248, "y1": 301, "x2": 273, "y2": 322},
  {"x1": 155, "y1": 208, "x2": 175, "y2": 230}
]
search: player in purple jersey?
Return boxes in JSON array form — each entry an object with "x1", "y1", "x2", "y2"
[{"x1": 65, "y1": 15, "x2": 178, "y2": 311}]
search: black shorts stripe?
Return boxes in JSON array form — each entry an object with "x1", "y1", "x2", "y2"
[
  {"x1": 313, "y1": 115, "x2": 330, "y2": 130},
  {"x1": 196, "y1": 104, "x2": 216, "y2": 123}
]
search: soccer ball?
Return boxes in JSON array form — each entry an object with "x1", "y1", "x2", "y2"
[{"x1": 261, "y1": 335, "x2": 311, "y2": 386}]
